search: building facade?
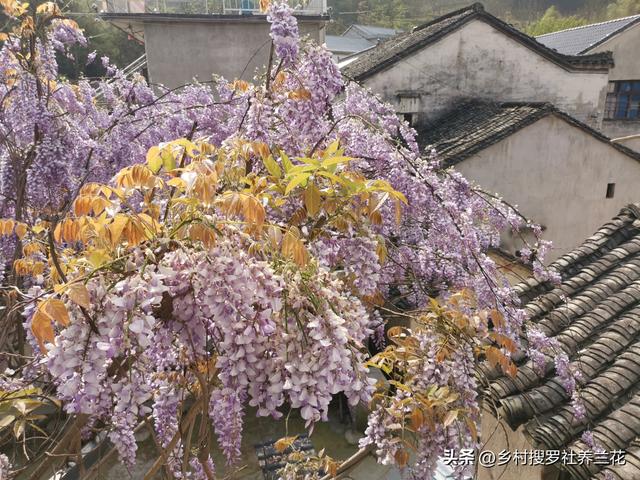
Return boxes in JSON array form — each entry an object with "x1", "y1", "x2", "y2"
[
  {"x1": 100, "y1": 0, "x2": 327, "y2": 88},
  {"x1": 537, "y1": 14, "x2": 640, "y2": 141},
  {"x1": 342, "y1": 4, "x2": 613, "y2": 130}
]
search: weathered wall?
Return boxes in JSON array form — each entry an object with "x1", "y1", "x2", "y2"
[
  {"x1": 591, "y1": 24, "x2": 640, "y2": 139},
  {"x1": 360, "y1": 19, "x2": 609, "y2": 129},
  {"x1": 591, "y1": 23, "x2": 640, "y2": 81},
  {"x1": 454, "y1": 115, "x2": 640, "y2": 261},
  {"x1": 143, "y1": 18, "x2": 325, "y2": 88}
]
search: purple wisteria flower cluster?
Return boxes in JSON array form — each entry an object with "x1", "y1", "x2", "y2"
[{"x1": 267, "y1": 1, "x2": 299, "y2": 67}]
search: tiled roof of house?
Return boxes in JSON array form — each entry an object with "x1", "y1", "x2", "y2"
[
  {"x1": 536, "y1": 14, "x2": 640, "y2": 55},
  {"x1": 325, "y1": 35, "x2": 374, "y2": 54},
  {"x1": 342, "y1": 24, "x2": 401, "y2": 41},
  {"x1": 341, "y1": 3, "x2": 613, "y2": 81},
  {"x1": 415, "y1": 101, "x2": 640, "y2": 167},
  {"x1": 484, "y1": 205, "x2": 640, "y2": 480}
]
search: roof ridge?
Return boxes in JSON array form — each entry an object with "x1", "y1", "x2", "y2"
[
  {"x1": 411, "y1": 2, "x2": 481, "y2": 33},
  {"x1": 536, "y1": 13, "x2": 640, "y2": 38}
]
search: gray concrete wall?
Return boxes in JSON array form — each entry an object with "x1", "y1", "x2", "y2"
[
  {"x1": 454, "y1": 115, "x2": 640, "y2": 261},
  {"x1": 361, "y1": 19, "x2": 609, "y2": 129},
  {"x1": 143, "y1": 17, "x2": 325, "y2": 88},
  {"x1": 591, "y1": 24, "x2": 640, "y2": 139}
]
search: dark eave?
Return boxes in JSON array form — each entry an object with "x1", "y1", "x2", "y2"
[{"x1": 416, "y1": 101, "x2": 640, "y2": 168}]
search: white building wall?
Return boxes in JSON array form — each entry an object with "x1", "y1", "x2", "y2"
[
  {"x1": 590, "y1": 24, "x2": 640, "y2": 139},
  {"x1": 361, "y1": 19, "x2": 609, "y2": 129},
  {"x1": 454, "y1": 115, "x2": 640, "y2": 261}
]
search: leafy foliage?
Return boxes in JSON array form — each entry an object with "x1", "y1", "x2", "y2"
[{"x1": 525, "y1": 6, "x2": 589, "y2": 36}]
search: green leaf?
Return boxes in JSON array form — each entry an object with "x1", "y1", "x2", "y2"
[
  {"x1": 262, "y1": 155, "x2": 282, "y2": 179},
  {"x1": 285, "y1": 173, "x2": 310, "y2": 195}
]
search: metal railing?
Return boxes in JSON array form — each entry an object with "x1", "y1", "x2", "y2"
[{"x1": 102, "y1": 0, "x2": 326, "y2": 15}]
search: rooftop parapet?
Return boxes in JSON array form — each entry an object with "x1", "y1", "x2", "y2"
[{"x1": 101, "y1": 0, "x2": 326, "y2": 16}]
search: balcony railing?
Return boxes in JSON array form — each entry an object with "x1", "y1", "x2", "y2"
[{"x1": 101, "y1": 0, "x2": 326, "y2": 15}]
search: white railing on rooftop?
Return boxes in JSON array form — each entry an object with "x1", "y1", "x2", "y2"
[{"x1": 102, "y1": 0, "x2": 326, "y2": 15}]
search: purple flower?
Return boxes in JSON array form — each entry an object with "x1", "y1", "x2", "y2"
[{"x1": 267, "y1": 1, "x2": 299, "y2": 66}]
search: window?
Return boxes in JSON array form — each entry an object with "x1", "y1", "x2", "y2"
[
  {"x1": 606, "y1": 183, "x2": 616, "y2": 199},
  {"x1": 605, "y1": 81, "x2": 640, "y2": 120},
  {"x1": 402, "y1": 113, "x2": 415, "y2": 126}
]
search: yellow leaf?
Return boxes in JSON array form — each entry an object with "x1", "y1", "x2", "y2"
[
  {"x1": 259, "y1": 0, "x2": 269, "y2": 12},
  {"x1": 167, "y1": 177, "x2": 186, "y2": 188},
  {"x1": 14, "y1": 222, "x2": 27, "y2": 239},
  {"x1": 86, "y1": 248, "x2": 110, "y2": 268},
  {"x1": 232, "y1": 79, "x2": 250, "y2": 92},
  {"x1": 323, "y1": 139, "x2": 341, "y2": 158},
  {"x1": 108, "y1": 215, "x2": 129, "y2": 247},
  {"x1": 36, "y1": 1, "x2": 59, "y2": 15},
  {"x1": 443, "y1": 409, "x2": 458, "y2": 428},
  {"x1": 262, "y1": 154, "x2": 282, "y2": 179},
  {"x1": 67, "y1": 283, "x2": 91, "y2": 309},
  {"x1": 285, "y1": 173, "x2": 310, "y2": 195},
  {"x1": 280, "y1": 152, "x2": 294, "y2": 174},
  {"x1": 41, "y1": 299, "x2": 70, "y2": 327},
  {"x1": 31, "y1": 310, "x2": 54, "y2": 353},
  {"x1": 409, "y1": 406, "x2": 424, "y2": 430},
  {"x1": 146, "y1": 146, "x2": 163, "y2": 173},
  {"x1": 274, "y1": 435, "x2": 297, "y2": 453},
  {"x1": 304, "y1": 182, "x2": 321, "y2": 216},
  {"x1": 326, "y1": 459, "x2": 339, "y2": 477},
  {"x1": 0, "y1": 33, "x2": 8, "y2": 41},
  {"x1": 282, "y1": 228, "x2": 308, "y2": 267},
  {"x1": 288, "y1": 89, "x2": 312, "y2": 101},
  {"x1": 0, "y1": 219, "x2": 15, "y2": 236}
]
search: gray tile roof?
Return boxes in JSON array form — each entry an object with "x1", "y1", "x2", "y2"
[
  {"x1": 325, "y1": 35, "x2": 374, "y2": 54},
  {"x1": 415, "y1": 101, "x2": 640, "y2": 167},
  {"x1": 536, "y1": 14, "x2": 640, "y2": 55},
  {"x1": 342, "y1": 24, "x2": 401, "y2": 41},
  {"x1": 341, "y1": 3, "x2": 613, "y2": 81},
  {"x1": 484, "y1": 204, "x2": 640, "y2": 480}
]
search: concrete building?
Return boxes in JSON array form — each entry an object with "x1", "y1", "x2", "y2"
[
  {"x1": 100, "y1": 0, "x2": 327, "y2": 88},
  {"x1": 325, "y1": 34, "x2": 373, "y2": 60},
  {"x1": 341, "y1": 3, "x2": 640, "y2": 261},
  {"x1": 342, "y1": 3, "x2": 613, "y2": 130},
  {"x1": 341, "y1": 24, "x2": 400, "y2": 43},
  {"x1": 416, "y1": 101, "x2": 640, "y2": 262},
  {"x1": 537, "y1": 14, "x2": 640, "y2": 140},
  {"x1": 481, "y1": 204, "x2": 640, "y2": 480},
  {"x1": 325, "y1": 24, "x2": 400, "y2": 61}
]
